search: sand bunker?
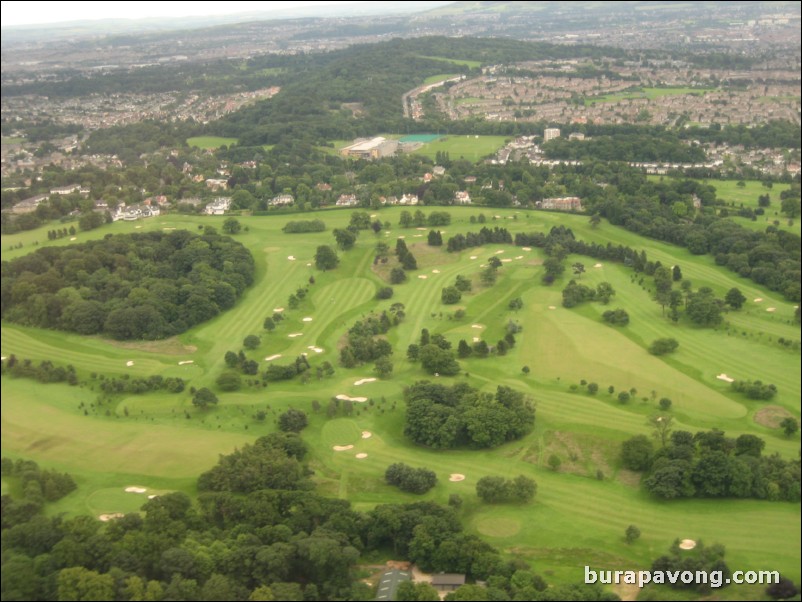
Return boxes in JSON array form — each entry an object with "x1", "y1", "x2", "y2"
[
  {"x1": 287, "y1": 255, "x2": 296, "y2": 261},
  {"x1": 397, "y1": 235, "x2": 406, "y2": 239},
  {"x1": 472, "y1": 324, "x2": 483, "y2": 329},
  {"x1": 515, "y1": 255, "x2": 524, "y2": 260},
  {"x1": 361, "y1": 431, "x2": 372, "y2": 439},
  {"x1": 99, "y1": 513, "x2": 124, "y2": 522},
  {"x1": 449, "y1": 474, "x2": 466, "y2": 482},
  {"x1": 302, "y1": 317, "x2": 313, "y2": 322},
  {"x1": 125, "y1": 486, "x2": 147, "y2": 494},
  {"x1": 178, "y1": 360, "x2": 194, "y2": 365},
  {"x1": 413, "y1": 234, "x2": 423, "y2": 237},
  {"x1": 354, "y1": 378, "x2": 377, "y2": 386},
  {"x1": 126, "y1": 360, "x2": 135, "y2": 367},
  {"x1": 134, "y1": 226, "x2": 142, "y2": 229},
  {"x1": 163, "y1": 227, "x2": 176, "y2": 231},
  {"x1": 273, "y1": 307, "x2": 284, "y2": 312},
  {"x1": 418, "y1": 275, "x2": 428, "y2": 279},
  {"x1": 416, "y1": 227, "x2": 427, "y2": 231},
  {"x1": 70, "y1": 236, "x2": 77, "y2": 241},
  {"x1": 307, "y1": 263, "x2": 312, "y2": 267},
  {"x1": 308, "y1": 347, "x2": 324, "y2": 353},
  {"x1": 754, "y1": 298, "x2": 763, "y2": 302},
  {"x1": 766, "y1": 307, "x2": 776, "y2": 312},
  {"x1": 265, "y1": 354, "x2": 282, "y2": 361},
  {"x1": 333, "y1": 445, "x2": 354, "y2": 452},
  {"x1": 495, "y1": 250, "x2": 505, "y2": 254},
  {"x1": 594, "y1": 263, "x2": 603, "y2": 268},
  {"x1": 679, "y1": 539, "x2": 697, "y2": 550},
  {"x1": 288, "y1": 333, "x2": 303, "y2": 338},
  {"x1": 370, "y1": 214, "x2": 377, "y2": 218},
  {"x1": 501, "y1": 258, "x2": 512, "y2": 263},
  {"x1": 148, "y1": 494, "x2": 158, "y2": 499},
  {"x1": 432, "y1": 269, "x2": 440, "y2": 274},
  {"x1": 335, "y1": 394, "x2": 368, "y2": 402},
  {"x1": 473, "y1": 337, "x2": 480, "y2": 342},
  {"x1": 549, "y1": 306, "x2": 556, "y2": 310},
  {"x1": 355, "y1": 453, "x2": 368, "y2": 459},
  {"x1": 716, "y1": 374, "x2": 735, "y2": 383},
  {"x1": 1, "y1": 356, "x2": 6, "y2": 361},
  {"x1": 470, "y1": 255, "x2": 478, "y2": 259},
  {"x1": 522, "y1": 247, "x2": 532, "y2": 251}
]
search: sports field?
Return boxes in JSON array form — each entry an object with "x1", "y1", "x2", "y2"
[
  {"x1": 586, "y1": 87, "x2": 716, "y2": 106},
  {"x1": 1, "y1": 207, "x2": 799, "y2": 594},
  {"x1": 187, "y1": 136, "x2": 239, "y2": 149},
  {"x1": 411, "y1": 135, "x2": 509, "y2": 161},
  {"x1": 418, "y1": 56, "x2": 482, "y2": 69}
]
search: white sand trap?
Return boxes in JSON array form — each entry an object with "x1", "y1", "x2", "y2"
[
  {"x1": 413, "y1": 234, "x2": 423, "y2": 237},
  {"x1": 385, "y1": 231, "x2": 391, "y2": 234},
  {"x1": 265, "y1": 354, "x2": 282, "y2": 361},
  {"x1": 679, "y1": 539, "x2": 697, "y2": 550},
  {"x1": 134, "y1": 226, "x2": 142, "y2": 229},
  {"x1": 99, "y1": 513, "x2": 124, "y2": 522},
  {"x1": 495, "y1": 250, "x2": 505, "y2": 254},
  {"x1": 515, "y1": 256, "x2": 524, "y2": 260},
  {"x1": 370, "y1": 214, "x2": 377, "y2": 218},
  {"x1": 397, "y1": 235, "x2": 406, "y2": 239},
  {"x1": 287, "y1": 255, "x2": 296, "y2": 260},
  {"x1": 473, "y1": 337, "x2": 480, "y2": 342},
  {"x1": 594, "y1": 263, "x2": 603, "y2": 268},
  {"x1": 472, "y1": 324, "x2": 484, "y2": 329},
  {"x1": 501, "y1": 258, "x2": 512, "y2": 263},
  {"x1": 449, "y1": 474, "x2": 466, "y2": 482},
  {"x1": 354, "y1": 378, "x2": 377, "y2": 386},
  {"x1": 147, "y1": 494, "x2": 158, "y2": 499},
  {"x1": 70, "y1": 237, "x2": 77, "y2": 241},
  {"x1": 273, "y1": 307, "x2": 284, "y2": 312},
  {"x1": 335, "y1": 394, "x2": 368, "y2": 402},
  {"x1": 178, "y1": 360, "x2": 194, "y2": 365},
  {"x1": 418, "y1": 275, "x2": 428, "y2": 279},
  {"x1": 361, "y1": 431, "x2": 372, "y2": 439},
  {"x1": 432, "y1": 269, "x2": 440, "y2": 274},
  {"x1": 480, "y1": 264, "x2": 487, "y2": 268},
  {"x1": 416, "y1": 227, "x2": 427, "y2": 231},
  {"x1": 754, "y1": 298, "x2": 763, "y2": 302},
  {"x1": 126, "y1": 361, "x2": 135, "y2": 367},
  {"x1": 494, "y1": 215, "x2": 501, "y2": 219},
  {"x1": 288, "y1": 333, "x2": 303, "y2": 338},
  {"x1": 312, "y1": 347, "x2": 324, "y2": 353},
  {"x1": 333, "y1": 445, "x2": 354, "y2": 452},
  {"x1": 355, "y1": 453, "x2": 368, "y2": 459},
  {"x1": 302, "y1": 317, "x2": 313, "y2": 322},
  {"x1": 1, "y1": 356, "x2": 6, "y2": 361},
  {"x1": 716, "y1": 374, "x2": 735, "y2": 383},
  {"x1": 470, "y1": 255, "x2": 478, "y2": 259},
  {"x1": 163, "y1": 227, "x2": 176, "y2": 231},
  {"x1": 766, "y1": 307, "x2": 776, "y2": 312},
  {"x1": 549, "y1": 306, "x2": 557, "y2": 310},
  {"x1": 125, "y1": 486, "x2": 147, "y2": 494},
  {"x1": 307, "y1": 263, "x2": 312, "y2": 267},
  {"x1": 522, "y1": 247, "x2": 532, "y2": 251}
]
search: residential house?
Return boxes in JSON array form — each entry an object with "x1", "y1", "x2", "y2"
[
  {"x1": 539, "y1": 196, "x2": 583, "y2": 211},
  {"x1": 336, "y1": 194, "x2": 359, "y2": 207},
  {"x1": 454, "y1": 191, "x2": 472, "y2": 205},
  {"x1": 270, "y1": 194, "x2": 295, "y2": 206},
  {"x1": 431, "y1": 574, "x2": 466, "y2": 593},
  {"x1": 204, "y1": 197, "x2": 232, "y2": 215}
]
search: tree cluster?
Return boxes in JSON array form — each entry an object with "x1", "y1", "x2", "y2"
[
  {"x1": 623, "y1": 429, "x2": 801, "y2": 501},
  {"x1": 475, "y1": 475, "x2": 537, "y2": 504},
  {"x1": 283, "y1": 219, "x2": 327, "y2": 233},
  {"x1": 385, "y1": 463, "x2": 438, "y2": 494},
  {"x1": 404, "y1": 382, "x2": 535, "y2": 449},
  {"x1": 1, "y1": 230, "x2": 254, "y2": 340},
  {"x1": 340, "y1": 307, "x2": 404, "y2": 368}
]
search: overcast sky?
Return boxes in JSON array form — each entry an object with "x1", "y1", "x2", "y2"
[{"x1": 1, "y1": 1, "x2": 368, "y2": 26}]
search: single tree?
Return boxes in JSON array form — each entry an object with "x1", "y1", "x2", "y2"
[{"x1": 625, "y1": 525, "x2": 641, "y2": 544}]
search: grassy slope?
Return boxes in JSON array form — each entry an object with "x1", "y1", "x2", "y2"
[{"x1": 1, "y1": 207, "x2": 799, "y2": 590}]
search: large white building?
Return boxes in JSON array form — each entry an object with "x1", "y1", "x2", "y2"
[
  {"x1": 544, "y1": 128, "x2": 561, "y2": 142},
  {"x1": 340, "y1": 137, "x2": 399, "y2": 160}
]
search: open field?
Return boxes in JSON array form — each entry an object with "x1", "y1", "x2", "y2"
[
  {"x1": 586, "y1": 87, "x2": 716, "y2": 105},
  {"x1": 2, "y1": 207, "x2": 800, "y2": 590},
  {"x1": 411, "y1": 135, "x2": 509, "y2": 161},
  {"x1": 187, "y1": 135, "x2": 239, "y2": 149},
  {"x1": 423, "y1": 73, "x2": 461, "y2": 85},
  {"x1": 418, "y1": 55, "x2": 482, "y2": 69}
]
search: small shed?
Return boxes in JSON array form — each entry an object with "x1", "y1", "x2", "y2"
[{"x1": 431, "y1": 573, "x2": 466, "y2": 592}]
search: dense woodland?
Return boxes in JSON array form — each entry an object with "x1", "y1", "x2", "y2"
[
  {"x1": 0, "y1": 231, "x2": 254, "y2": 339},
  {"x1": 1, "y1": 442, "x2": 616, "y2": 602}
]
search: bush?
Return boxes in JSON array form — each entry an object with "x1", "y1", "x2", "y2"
[
  {"x1": 216, "y1": 370, "x2": 242, "y2": 391},
  {"x1": 602, "y1": 308, "x2": 630, "y2": 326},
  {"x1": 385, "y1": 463, "x2": 437, "y2": 494},
  {"x1": 278, "y1": 409, "x2": 308, "y2": 433},
  {"x1": 376, "y1": 286, "x2": 394, "y2": 300},
  {"x1": 243, "y1": 335, "x2": 261, "y2": 349},
  {"x1": 649, "y1": 338, "x2": 679, "y2": 355}
]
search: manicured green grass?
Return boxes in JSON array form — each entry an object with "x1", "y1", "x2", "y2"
[
  {"x1": 586, "y1": 87, "x2": 715, "y2": 105},
  {"x1": 411, "y1": 135, "x2": 509, "y2": 161},
  {"x1": 418, "y1": 55, "x2": 482, "y2": 69},
  {"x1": 423, "y1": 73, "x2": 461, "y2": 86},
  {"x1": 187, "y1": 135, "x2": 239, "y2": 149},
  {"x1": 1, "y1": 136, "x2": 25, "y2": 145},
  {"x1": 2, "y1": 207, "x2": 799, "y2": 588}
]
